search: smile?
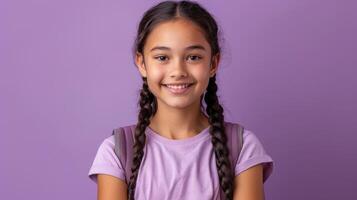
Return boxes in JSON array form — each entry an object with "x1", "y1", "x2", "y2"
[{"x1": 162, "y1": 83, "x2": 194, "y2": 95}]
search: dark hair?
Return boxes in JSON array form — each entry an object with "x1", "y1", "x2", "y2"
[{"x1": 130, "y1": 1, "x2": 233, "y2": 199}]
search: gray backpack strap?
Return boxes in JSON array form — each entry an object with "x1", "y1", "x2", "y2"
[
  {"x1": 227, "y1": 122, "x2": 244, "y2": 173},
  {"x1": 112, "y1": 125, "x2": 135, "y2": 184},
  {"x1": 237, "y1": 124, "x2": 244, "y2": 158}
]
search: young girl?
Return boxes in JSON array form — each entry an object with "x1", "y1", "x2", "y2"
[{"x1": 88, "y1": 1, "x2": 274, "y2": 200}]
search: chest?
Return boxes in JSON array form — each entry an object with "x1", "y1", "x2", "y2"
[{"x1": 134, "y1": 138, "x2": 223, "y2": 200}]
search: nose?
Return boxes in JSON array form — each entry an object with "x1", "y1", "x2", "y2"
[{"x1": 170, "y1": 59, "x2": 188, "y2": 78}]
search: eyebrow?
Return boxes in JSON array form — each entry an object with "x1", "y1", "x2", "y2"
[{"x1": 150, "y1": 45, "x2": 206, "y2": 52}]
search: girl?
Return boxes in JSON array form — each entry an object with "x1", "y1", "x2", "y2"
[{"x1": 88, "y1": 1, "x2": 274, "y2": 200}]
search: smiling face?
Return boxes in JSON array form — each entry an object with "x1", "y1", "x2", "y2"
[{"x1": 135, "y1": 18, "x2": 220, "y2": 111}]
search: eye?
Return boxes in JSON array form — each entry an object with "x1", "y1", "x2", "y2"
[
  {"x1": 187, "y1": 55, "x2": 202, "y2": 61},
  {"x1": 154, "y1": 55, "x2": 168, "y2": 62}
]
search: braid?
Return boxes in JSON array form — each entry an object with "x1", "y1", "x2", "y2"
[
  {"x1": 204, "y1": 75, "x2": 234, "y2": 200},
  {"x1": 128, "y1": 77, "x2": 155, "y2": 200}
]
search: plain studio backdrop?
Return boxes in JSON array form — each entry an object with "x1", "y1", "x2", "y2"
[{"x1": 0, "y1": 0, "x2": 356, "y2": 199}]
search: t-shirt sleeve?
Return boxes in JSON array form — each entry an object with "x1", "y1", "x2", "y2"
[
  {"x1": 88, "y1": 135, "x2": 126, "y2": 184},
  {"x1": 235, "y1": 129, "x2": 274, "y2": 183}
]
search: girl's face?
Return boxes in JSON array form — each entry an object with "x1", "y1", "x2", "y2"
[{"x1": 135, "y1": 18, "x2": 219, "y2": 110}]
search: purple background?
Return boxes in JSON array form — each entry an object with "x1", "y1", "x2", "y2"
[{"x1": 1, "y1": 0, "x2": 356, "y2": 199}]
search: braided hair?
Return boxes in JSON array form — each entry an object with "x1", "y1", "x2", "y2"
[{"x1": 129, "y1": 1, "x2": 233, "y2": 199}]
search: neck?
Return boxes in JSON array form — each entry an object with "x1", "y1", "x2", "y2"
[{"x1": 149, "y1": 99, "x2": 210, "y2": 140}]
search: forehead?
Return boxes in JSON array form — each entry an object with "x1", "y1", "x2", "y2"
[{"x1": 144, "y1": 18, "x2": 211, "y2": 53}]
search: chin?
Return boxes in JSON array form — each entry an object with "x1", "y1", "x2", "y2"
[
  {"x1": 166, "y1": 102, "x2": 192, "y2": 109},
  {"x1": 164, "y1": 98, "x2": 200, "y2": 109}
]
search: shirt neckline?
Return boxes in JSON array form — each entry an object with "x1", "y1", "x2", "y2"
[{"x1": 145, "y1": 125, "x2": 211, "y2": 146}]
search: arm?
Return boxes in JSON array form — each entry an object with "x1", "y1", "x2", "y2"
[
  {"x1": 97, "y1": 174, "x2": 128, "y2": 200},
  {"x1": 233, "y1": 164, "x2": 265, "y2": 200}
]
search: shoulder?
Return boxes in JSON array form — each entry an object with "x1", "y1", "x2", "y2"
[
  {"x1": 88, "y1": 124, "x2": 136, "y2": 184},
  {"x1": 97, "y1": 123, "x2": 137, "y2": 159},
  {"x1": 93, "y1": 132, "x2": 118, "y2": 152},
  {"x1": 225, "y1": 121, "x2": 274, "y2": 182},
  {"x1": 112, "y1": 123, "x2": 137, "y2": 137},
  {"x1": 102, "y1": 135, "x2": 115, "y2": 146},
  {"x1": 224, "y1": 121, "x2": 268, "y2": 153},
  {"x1": 89, "y1": 134, "x2": 117, "y2": 164}
]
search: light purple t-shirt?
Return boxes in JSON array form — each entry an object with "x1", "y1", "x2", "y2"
[{"x1": 88, "y1": 121, "x2": 274, "y2": 199}]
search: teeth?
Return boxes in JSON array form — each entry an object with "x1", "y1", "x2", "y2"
[{"x1": 166, "y1": 84, "x2": 190, "y2": 89}]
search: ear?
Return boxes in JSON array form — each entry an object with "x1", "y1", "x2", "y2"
[
  {"x1": 209, "y1": 53, "x2": 220, "y2": 77},
  {"x1": 135, "y1": 52, "x2": 147, "y2": 78}
]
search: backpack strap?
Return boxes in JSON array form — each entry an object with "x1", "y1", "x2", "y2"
[
  {"x1": 237, "y1": 123, "x2": 244, "y2": 162},
  {"x1": 112, "y1": 125, "x2": 136, "y2": 184},
  {"x1": 226, "y1": 122, "x2": 244, "y2": 174}
]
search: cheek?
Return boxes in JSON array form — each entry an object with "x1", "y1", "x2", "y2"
[
  {"x1": 191, "y1": 65, "x2": 210, "y2": 82},
  {"x1": 146, "y1": 67, "x2": 166, "y2": 90},
  {"x1": 146, "y1": 64, "x2": 165, "y2": 80}
]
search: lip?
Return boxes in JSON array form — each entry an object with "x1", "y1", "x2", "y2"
[{"x1": 162, "y1": 83, "x2": 194, "y2": 95}]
